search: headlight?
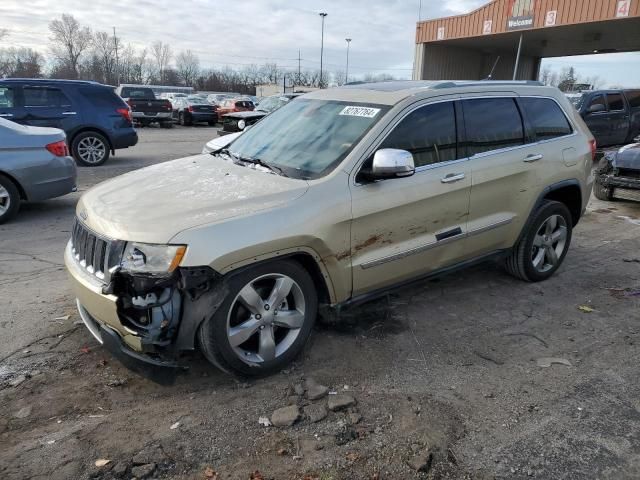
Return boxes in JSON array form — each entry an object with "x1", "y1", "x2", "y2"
[
  {"x1": 238, "y1": 119, "x2": 246, "y2": 130},
  {"x1": 120, "y1": 243, "x2": 186, "y2": 274}
]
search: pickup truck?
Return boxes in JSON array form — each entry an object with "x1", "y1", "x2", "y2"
[
  {"x1": 116, "y1": 86, "x2": 173, "y2": 128},
  {"x1": 568, "y1": 89, "x2": 640, "y2": 147}
]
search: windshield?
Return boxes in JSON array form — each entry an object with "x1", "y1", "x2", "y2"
[
  {"x1": 257, "y1": 95, "x2": 290, "y2": 112},
  {"x1": 226, "y1": 99, "x2": 389, "y2": 179}
]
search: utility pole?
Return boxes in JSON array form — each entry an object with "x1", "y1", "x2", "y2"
[
  {"x1": 513, "y1": 33, "x2": 523, "y2": 80},
  {"x1": 113, "y1": 26, "x2": 120, "y2": 86},
  {"x1": 319, "y1": 12, "x2": 328, "y2": 88},
  {"x1": 345, "y1": 38, "x2": 352, "y2": 84},
  {"x1": 298, "y1": 49, "x2": 301, "y2": 87}
]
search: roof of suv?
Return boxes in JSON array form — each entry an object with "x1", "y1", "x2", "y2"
[
  {"x1": 303, "y1": 80, "x2": 549, "y2": 105},
  {"x1": 0, "y1": 78, "x2": 107, "y2": 87}
]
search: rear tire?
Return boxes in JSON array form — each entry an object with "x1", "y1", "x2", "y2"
[
  {"x1": 0, "y1": 174, "x2": 20, "y2": 224},
  {"x1": 198, "y1": 260, "x2": 317, "y2": 377},
  {"x1": 505, "y1": 201, "x2": 573, "y2": 282},
  {"x1": 208, "y1": 120, "x2": 217, "y2": 126},
  {"x1": 71, "y1": 131, "x2": 110, "y2": 167}
]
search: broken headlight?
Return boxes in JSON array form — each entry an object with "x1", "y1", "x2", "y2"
[{"x1": 120, "y1": 243, "x2": 186, "y2": 274}]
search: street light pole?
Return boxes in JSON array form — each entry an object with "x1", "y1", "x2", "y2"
[
  {"x1": 345, "y1": 38, "x2": 352, "y2": 84},
  {"x1": 319, "y1": 12, "x2": 328, "y2": 88}
]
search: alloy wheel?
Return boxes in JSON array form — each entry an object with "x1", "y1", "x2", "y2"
[
  {"x1": 0, "y1": 185, "x2": 10, "y2": 215},
  {"x1": 226, "y1": 273, "x2": 306, "y2": 364},
  {"x1": 531, "y1": 214, "x2": 568, "y2": 273},
  {"x1": 77, "y1": 137, "x2": 106, "y2": 165}
]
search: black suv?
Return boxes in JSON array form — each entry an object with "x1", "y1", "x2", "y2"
[{"x1": 0, "y1": 79, "x2": 137, "y2": 166}]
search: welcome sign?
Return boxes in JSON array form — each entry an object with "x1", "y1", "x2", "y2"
[{"x1": 507, "y1": 0, "x2": 535, "y2": 30}]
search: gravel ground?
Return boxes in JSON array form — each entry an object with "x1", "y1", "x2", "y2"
[{"x1": 1, "y1": 126, "x2": 639, "y2": 480}]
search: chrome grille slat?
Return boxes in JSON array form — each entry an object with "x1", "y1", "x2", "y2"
[{"x1": 70, "y1": 219, "x2": 115, "y2": 283}]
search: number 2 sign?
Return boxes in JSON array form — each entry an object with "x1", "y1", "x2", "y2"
[{"x1": 617, "y1": 0, "x2": 631, "y2": 17}]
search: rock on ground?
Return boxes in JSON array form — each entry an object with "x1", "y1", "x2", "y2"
[
  {"x1": 271, "y1": 405, "x2": 301, "y2": 427},
  {"x1": 304, "y1": 403, "x2": 328, "y2": 423},
  {"x1": 132, "y1": 444, "x2": 165, "y2": 465},
  {"x1": 305, "y1": 378, "x2": 329, "y2": 400},
  {"x1": 131, "y1": 463, "x2": 156, "y2": 478},
  {"x1": 328, "y1": 394, "x2": 356, "y2": 411}
]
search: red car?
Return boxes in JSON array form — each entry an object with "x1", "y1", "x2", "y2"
[{"x1": 217, "y1": 98, "x2": 254, "y2": 122}]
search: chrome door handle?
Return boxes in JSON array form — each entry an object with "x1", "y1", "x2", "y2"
[
  {"x1": 441, "y1": 173, "x2": 465, "y2": 183},
  {"x1": 524, "y1": 154, "x2": 543, "y2": 163},
  {"x1": 62, "y1": 111, "x2": 77, "y2": 115},
  {"x1": 0, "y1": 113, "x2": 13, "y2": 118}
]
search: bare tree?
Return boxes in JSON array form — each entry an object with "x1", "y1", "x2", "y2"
[
  {"x1": 150, "y1": 41, "x2": 172, "y2": 84},
  {"x1": 0, "y1": 29, "x2": 7, "y2": 41},
  {"x1": 48, "y1": 14, "x2": 92, "y2": 78},
  {"x1": 175, "y1": 50, "x2": 199, "y2": 86},
  {"x1": 0, "y1": 47, "x2": 44, "y2": 78},
  {"x1": 93, "y1": 31, "x2": 116, "y2": 84}
]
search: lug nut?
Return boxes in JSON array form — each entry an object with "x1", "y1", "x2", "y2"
[
  {"x1": 255, "y1": 314, "x2": 262, "y2": 320},
  {"x1": 264, "y1": 304, "x2": 270, "y2": 311}
]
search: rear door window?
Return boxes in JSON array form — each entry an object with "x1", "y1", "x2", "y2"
[
  {"x1": 461, "y1": 98, "x2": 524, "y2": 156},
  {"x1": 520, "y1": 97, "x2": 572, "y2": 141},
  {"x1": 23, "y1": 87, "x2": 71, "y2": 107},
  {"x1": 606, "y1": 93, "x2": 625, "y2": 111},
  {"x1": 0, "y1": 86, "x2": 15, "y2": 108},
  {"x1": 587, "y1": 95, "x2": 607, "y2": 112},
  {"x1": 380, "y1": 101, "x2": 458, "y2": 167}
]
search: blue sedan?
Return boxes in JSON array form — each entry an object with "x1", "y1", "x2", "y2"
[{"x1": 0, "y1": 118, "x2": 77, "y2": 223}]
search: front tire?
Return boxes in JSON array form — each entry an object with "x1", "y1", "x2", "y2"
[
  {"x1": 160, "y1": 121, "x2": 173, "y2": 129},
  {"x1": 0, "y1": 174, "x2": 20, "y2": 224},
  {"x1": 505, "y1": 201, "x2": 573, "y2": 282},
  {"x1": 72, "y1": 132, "x2": 110, "y2": 166},
  {"x1": 198, "y1": 260, "x2": 317, "y2": 377}
]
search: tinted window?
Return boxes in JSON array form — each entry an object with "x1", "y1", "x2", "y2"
[
  {"x1": 80, "y1": 87, "x2": 125, "y2": 108},
  {"x1": 120, "y1": 87, "x2": 155, "y2": 99},
  {"x1": 236, "y1": 101, "x2": 252, "y2": 108},
  {"x1": 462, "y1": 98, "x2": 524, "y2": 156},
  {"x1": 0, "y1": 87, "x2": 14, "y2": 108},
  {"x1": 607, "y1": 93, "x2": 625, "y2": 111},
  {"x1": 627, "y1": 90, "x2": 640, "y2": 109},
  {"x1": 23, "y1": 87, "x2": 71, "y2": 107},
  {"x1": 380, "y1": 102, "x2": 458, "y2": 167},
  {"x1": 520, "y1": 97, "x2": 572, "y2": 141},
  {"x1": 587, "y1": 95, "x2": 606, "y2": 112}
]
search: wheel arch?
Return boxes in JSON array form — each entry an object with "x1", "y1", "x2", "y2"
[
  {"x1": 222, "y1": 248, "x2": 336, "y2": 306},
  {"x1": 516, "y1": 180, "x2": 582, "y2": 246},
  {"x1": 0, "y1": 170, "x2": 28, "y2": 201},
  {"x1": 69, "y1": 127, "x2": 114, "y2": 153}
]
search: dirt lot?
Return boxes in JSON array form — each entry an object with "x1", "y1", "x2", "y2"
[{"x1": 1, "y1": 126, "x2": 639, "y2": 480}]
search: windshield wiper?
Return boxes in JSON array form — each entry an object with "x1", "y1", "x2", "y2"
[
  {"x1": 239, "y1": 156, "x2": 287, "y2": 177},
  {"x1": 218, "y1": 149, "x2": 287, "y2": 177}
]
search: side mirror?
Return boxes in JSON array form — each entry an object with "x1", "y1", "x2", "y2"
[
  {"x1": 587, "y1": 103, "x2": 606, "y2": 114},
  {"x1": 365, "y1": 149, "x2": 415, "y2": 180}
]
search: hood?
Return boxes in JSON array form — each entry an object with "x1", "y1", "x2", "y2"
[
  {"x1": 611, "y1": 143, "x2": 640, "y2": 170},
  {"x1": 223, "y1": 111, "x2": 268, "y2": 120},
  {"x1": 78, "y1": 154, "x2": 309, "y2": 243},
  {"x1": 203, "y1": 131, "x2": 242, "y2": 153},
  {"x1": 0, "y1": 118, "x2": 65, "y2": 148}
]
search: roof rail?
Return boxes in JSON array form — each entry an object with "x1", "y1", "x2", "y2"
[{"x1": 432, "y1": 80, "x2": 544, "y2": 89}]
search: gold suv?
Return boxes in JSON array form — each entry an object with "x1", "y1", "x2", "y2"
[{"x1": 65, "y1": 81, "x2": 595, "y2": 377}]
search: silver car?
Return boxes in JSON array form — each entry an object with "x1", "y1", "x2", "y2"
[{"x1": 0, "y1": 118, "x2": 77, "y2": 223}]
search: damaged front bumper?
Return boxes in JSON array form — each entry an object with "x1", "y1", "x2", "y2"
[{"x1": 64, "y1": 241, "x2": 226, "y2": 379}]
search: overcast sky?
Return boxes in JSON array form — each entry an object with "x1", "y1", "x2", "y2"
[{"x1": 1, "y1": 0, "x2": 638, "y2": 86}]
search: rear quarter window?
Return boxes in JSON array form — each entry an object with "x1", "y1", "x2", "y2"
[
  {"x1": 627, "y1": 90, "x2": 640, "y2": 108},
  {"x1": 520, "y1": 97, "x2": 572, "y2": 141},
  {"x1": 79, "y1": 88, "x2": 126, "y2": 108}
]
